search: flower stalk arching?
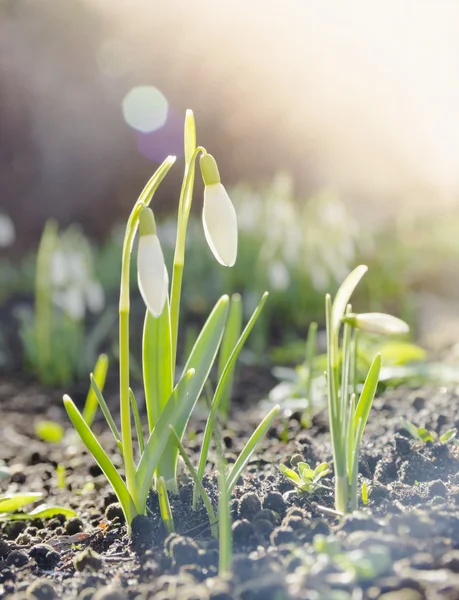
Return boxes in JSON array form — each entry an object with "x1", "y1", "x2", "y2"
[
  {"x1": 170, "y1": 142, "x2": 207, "y2": 370},
  {"x1": 118, "y1": 156, "x2": 176, "y2": 513}
]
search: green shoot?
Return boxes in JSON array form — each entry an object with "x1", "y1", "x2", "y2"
[
  {"x1": 35, "y1": 420, "x2": 64, "y2": 444},
  {"x1": 157, "y1": 476, "x2": 175, "y2": 534},
  {"x1": 280, "y1": 461, "x2": 330, "y2": 494},
  {"x1": 82, "y1": 353, "x2": 109, "y2": 426},
  {"x1": 217, "y1": 293, "x2": 243, "y2": 419}
]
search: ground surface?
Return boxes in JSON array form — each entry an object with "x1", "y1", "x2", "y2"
[{"x1": 1, "y1": 372, "x2": 459, "y2": 600}]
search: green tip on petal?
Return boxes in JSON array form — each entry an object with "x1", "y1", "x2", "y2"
[
  {"x1": 200, "y1": 154, "x2": 221, "y2": 186},
  {"x1": 139, "y1": 207, "x2": 156, "y2": 237}
]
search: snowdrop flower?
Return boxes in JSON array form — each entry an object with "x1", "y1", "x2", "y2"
[
  {"x1": 343, "y1": 312, "x2": 409, "y2": 335},
  {"x1": 200, "y1": 153, "x2": 237, "y2": 267},
  {"x1": 137, "y1": 207, "x2": 168, "y2": 318}
]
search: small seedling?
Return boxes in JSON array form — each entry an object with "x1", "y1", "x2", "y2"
[
  {"x1": 401, "y1": 419, "x2": 458, "y2": 446},
  {"x1": 0, "y1": 493, "x2": 76, "y2": 521},
  {"x1": 280, "y1": 460, "x2": 331, "y2": 494}
]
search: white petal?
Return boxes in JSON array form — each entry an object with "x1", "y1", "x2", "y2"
[
  {"x1": 351, "y1": 313, "x2": 409, "y2": 335},
  {"x1": 137, "y1": 234, "x2": 168, "y2": 317},
  {"x1": 202, "y1": 183, "x2": 238, "y2": 267}
]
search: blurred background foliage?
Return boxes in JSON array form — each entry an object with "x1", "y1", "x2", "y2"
[{"x1": 2, "y1": 0, "x2": 459, "y2": 386}]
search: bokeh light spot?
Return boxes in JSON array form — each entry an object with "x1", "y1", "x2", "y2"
[
  {"x1": 122, "y1": 86, "x2": 168, "y2": 133},
  {"x1": 137, "y1": 108, "x2": 184, "y2": 163}
]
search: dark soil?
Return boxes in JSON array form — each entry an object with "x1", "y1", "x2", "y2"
[{"x1": 2, "y1": 374, "x2": 459, "y2": 600}]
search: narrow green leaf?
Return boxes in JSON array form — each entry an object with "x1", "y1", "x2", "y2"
[
  {"x1": 184, "y1": 109, "x2": 196, "y2": 165},
  {"x1": 0, "y1": 493, "x2": 42, "y2": 513},
  {"x1": 196, "y1": 293, "x2": 268, "y2": 490},
  {"x1": 89, "y1": 375, "x2": 123, "y2": 454},
  {"x1": 129, "y1": 388, "x2": 145, "y2": 454},
  {"x1": 217, "y1": 293, "x2": 243, "y2": 418},
  {"x1": 169, "y1": 426, "x2": 218, "y2": 538},
  {"x1": 226, "y1": 405, "x2": 280, "y2": 493},
  {"x1": 35, "y1": 420, "x2": 64, "y2": 444},
  {"x1": 157, "y1": 296, "x2": 230, "y2": 485},
  {"x1": 418, "y1": 428, "x2": 436, "y2": 443},
  {"x1": 142, "y1": 297, "x2": 173, "y2": 432},
  {"x1": 83, "y1": 353, "x2": 109, "y2": 426},
  {"x1": 157, "y1": 476, "x2": 175, "y2": 534},
  {"x1": 135, "y1": 369, "x2": 195, "y2": 510},
  {"x1": 354, "y1": 354, "x2": 381, "y2": 449},
  {"x1": 440, "y1": 428, "x2": 457, "y2": 443},
  {"x1": 331, "y1": 265, "x2": 368, "y2": 336},
  {"x1": 21, "y1": 504, "x2": 77, "y2": 520},
  {"x1": 401, "y1": 417, "x2": 421, "y2": 441},
  {"x1": 361, "y1": 481, "x2": 369, "y2": 505},
  {"x1": 63, "y1": 395, "x2": 135, "y2": 522}
]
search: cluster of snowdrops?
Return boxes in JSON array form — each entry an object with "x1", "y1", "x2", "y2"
[{"x1": 63, "y1": 110, "x2": 409, "y2": 574}]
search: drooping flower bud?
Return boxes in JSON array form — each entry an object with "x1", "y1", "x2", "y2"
[
  {"x1": 137, "y1": 207, "x2": 168, "y2": 317},
  {"x1": 200, "y1": 154, "x2": 238, "y2": 267},
  {"x1": 343, "y1": 312, "x2": 409, "y2": 335}
]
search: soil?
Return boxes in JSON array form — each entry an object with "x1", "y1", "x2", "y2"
[{"x1": 2, "y1": 371, "x2": 459, "y2": 600}]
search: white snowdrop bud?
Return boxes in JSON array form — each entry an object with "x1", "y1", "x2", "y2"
[
  {"x1": 137, "y1": 207, "x2": 168, "y2": 318},
  {"x1": 200, "y1": 154, "x2": 237, "y2": 267},
  {"x1": 343, "y1": 312, "x2": 409, "y2": 335}
]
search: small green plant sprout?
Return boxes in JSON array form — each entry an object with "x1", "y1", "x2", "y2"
[
  {"x1": 326, "y1": 265, "x2": 409, "y2": 513},
  {"x1": 361, "y1": 480, "x2": 369, "y2": 505},
  {"x1": 280, "y1": 458, "x2": 330, "y2": 495},
  {"x1": 0, "y1": 493, "x2": 76, "y2": 521},
  {"x1": 401, "y1": 419, "x2": 458, "y2": 446},
  {"x1": 63, "y1": 110, "x2": 279, "y2": 527}
]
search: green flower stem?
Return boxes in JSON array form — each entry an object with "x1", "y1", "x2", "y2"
[
  {"x1": 170, "y1": 146, "x2": 207, "y2": 371},
  {"x1": 118, "y1": 156, "x2": 176, "y2": 514}
]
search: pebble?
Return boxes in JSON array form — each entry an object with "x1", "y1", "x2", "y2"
[
  {"x1": 263, "y1": 491, "x2": 286, "y2": 517},
  {"x1": 238, "y1": 492, "x2": 262, "y2": 521},
  {"x1": 26, "y1": 579, "x2": 58, "y2": 600},
  {"x1": 73, "y1": 548, "x2": 103, "y2": 572},
  {"x1": 6, "y1": 550, "x2": 29, "y2": 567},
  {"x1": 104, "y1": 503, "x2": 125, "y2": 524},
  {"x1": 29, "y1": 544, "x2": 60, "y2": 569}
]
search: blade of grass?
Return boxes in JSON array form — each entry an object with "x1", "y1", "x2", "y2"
[
  {"x1": 157, "y1": 476, "x2": 175, "y2": 534},
  {"x1": 217, "y1": 293, "x2": 243, "y2": 419},
  {"x1": 63, "y1": 395, "x2": 135, "y2": 522},
  {"x1": 195, "y1": 293, "x2": 268, "y2": 501},
  {"x1": 226, "y1": 404, "x2": 280, "y2": 493},
  {"x1": 331, "y1": 265, "x2": 368, "y2": 335},
  {"x1": 135, "y1": 369, "x2": 195, "y2": 511},
  {"x1": 83, "y1": 354, "x2": 109, "y2": 426},
  {"x1": 157, "y1": 295, "x2": 230, "y2": 488},
  {"x1": 169, "y1": 425, "x2": 218, "y2": 538},
  {"x1": 354, "y1": 353, "x2": 381, "y2": 449},
  {"x1": 142, "y1": 297, "x2": 173, "y2": 432},
  {"x1": 89, "y1": 374, "x2": 123, "y2": 454},
  {"x1": 129, "y1": 388, "x2": 145, "y2": 454}
]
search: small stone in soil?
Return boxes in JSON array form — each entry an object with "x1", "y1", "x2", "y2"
[
  {"x1": 263, "y1": 492, "x2": 286, "y2": 517},
  {"x1": 6, "y1": 549, "x2": 29, "y2": 567},
  {"x1": 238, "y1": 492, "x2": 262, "y2": 521},
  {"x1": 29, "y1": 544, "x2": 60, "y2": 569},
  {"x1": 104, "y1": 503, "x2": 125, "y2": 524},
  {"x1": 270, "y1": 525, "x2": 296, "y2": 546},
  {"x1": 232, "y1": 520, "x2": 255, "y2": 546},
  {"x1": 26, "y1": 579, "x2": 58, "y2": 600},
  {"x1": 168, "y1": 535, "x2": 199, "y2": 566},
  {"x1": 92, "y1": 586, "x2": 128, "y2": 600},
  {"x1": 131, "y1": 515, "x2": 155, "y2": 554},
  {"x1": 73, "y1": 547, "x2": 103, "y2": 572},
  {"x1": 65, "y1": 517, "x2": 84, "y2": 535}
]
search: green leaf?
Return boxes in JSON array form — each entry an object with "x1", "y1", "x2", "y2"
[
  {"x1": 89, "y1": 375, "x2": 123, "y2": 454},
  {"x1": 217, "y1": 293, "x2": 243, "y2": 418},
  {"x1": 0, "y1": 504, "x2": 77, "y2": 521},
  {"x1": 401, "y1": 418, "x2": 422, "y2": 441},
  {"x1": 142, "y1": 297, "x2": 173, "y2": 431},
  {"x1": 196, "y1": 293, "x2": 268, "y2": 490},
  {"x1": 83, "y1": 353, "x2": 109, "y2": 426},
  {"x1": 0, "y1": 493, "x2": 42, "y2": 513},
  {"x1": 35, "y1": 420, "x2": 64, "y2": 444},
  {"x1": 227, "y1": 405, "x2": 279, "y2": 493},
  {"x1": 418, "y1": 428, "x2": 436, "y2": 443},
  {"x1": 440, "y1": 428, "x2": 457, "y2": 443},
  {"x1": 129, "y1": 388, "x2": 145, "y2": 454},
  {"x1": 157, "y1": 296, "x2": 230, "y2": 485},
  {"x1": 63, "y1": 395, "x2": 135, "y2": 522},
  {"x1": 354, "y1": 353, "x2": 381, "y2": 449},
  {"x1": 361, "y1": 481, "x2": 369, "y2": 505},
  {"x1": 332, "y1": 265, "x2": 368, "y2": 336},
  {"x1": 169, "y1": 425, "x2": 218, "y2": 538},
  {"x1": 184, "y1": 109, "x2": 196, "y2": 165},
  {"x1": 135, "y1": 369, "x2": 196, "y2": 510},
  {"x1": 280, "y1": 464, "x2": 302, "y2": 486},
  {"x1": 157, "y1": 476, "x2": 175, "y2": 534}
]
